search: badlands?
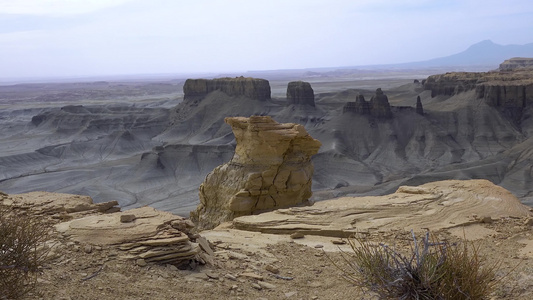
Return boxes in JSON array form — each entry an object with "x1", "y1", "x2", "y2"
[{"x1": 1, "y1": 58, "x2": 533, "y2": 298}]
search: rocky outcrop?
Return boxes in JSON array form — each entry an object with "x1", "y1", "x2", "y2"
[
  {"x1": 343, "y1": 90, "x2": 392, "y2": 118},
  {"x1": 423, "y1": 72, "x2": 483, "y2": 97},
  {"x1": 183, "y1": 77, "x2": 271, "y2": 101},
  {"x1": 416, "y1": 95, "x2": 424, "y2": 115},
  {"x1": 286, "y1": 81, "x2": 315, "y2": 106},
  {"x1": 343, "y1": 94, "x2": 370, "y2": 114},
  {"x1": 230, "y1": 180, "x2": 532, "y2": 237},
  {"x1": 1, "y1": 191, "x2": 210, "y2": 267},
  {"x1": 499, "y1": 57, "x2": 533, "y2": 71},
  {"x1": 369, "y1": 88, "x2": 393, "y2": 118},
  {"x1": 190, "y1": 116, "x2": 321, "y2": 231},
  {"x1": 424, "y1": 67, "x2": 533, "y2": 121}
]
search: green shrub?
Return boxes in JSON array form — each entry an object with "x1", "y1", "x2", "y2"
[
  {"x1": 1, "y1": 205, "x2": 51, "y2": 299},
  {"x1": 334, "y1": 230, "x2": 500, "y2": 300}
]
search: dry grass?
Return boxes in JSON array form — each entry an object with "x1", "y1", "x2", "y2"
[
  {"x1": 333, "y1": 230, "x2": 501, "y2": 300},
  {"x1": 0, "y1": 205, "x2": 51, "y2": 299}
]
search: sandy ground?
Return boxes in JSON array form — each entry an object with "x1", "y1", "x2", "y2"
[{"x1": 25, "y1": 217, "x2": 533, "y2": 300}]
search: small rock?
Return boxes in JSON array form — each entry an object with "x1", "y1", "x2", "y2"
[
  {"x1": 136, "y1": 258, "x2": 147, "y2": 267},
  {"x1": 290, "y1": 232, "x2": 304, "y2": 239},
  {"x1": 331, "y1": 239, "x2": 346, "y2": 245},
  {"x1": 251, "y1": 283, "x2": 262, "y2": 290},
  {"x1": 120, "y1": 214, "x2": 136, "y2": 223},
  {"x1": 314, "y1": 244, "x2": 324, "y2": 248},
  {"x1": 240, "y1": 272, "x2": 264, "y2": 280},
  {"x1": 198, "y1": 236, "x2": 215, "y2": 256},
  {"x1": 524, "y1": 218, "x2": 533, "y2": 226},
  {"x1": 167, "y1": 264, "x2": 178, "y2": 272},
  {"x1": 205, "y1": 270, "x2": 220, "y2": 279},
  {"x1": 258, "y1": 281, "x2": 276, "y2": 290},
  {"x1": 285, "y1": 291, "x2": 297, "y2": 298},
  {"x1": 83, "y1": 245, "x2": 92, "y2": 254},
  {"x1": 311, "y1": 296, "x2": 319, "y2": 300},
  {"x1": 228, "y1": 251, "x2": 248, "y2": 260},
  {"x1": 230, "y1": 285, "x2": 238, "y2": 290},
  {"x1": 265, "y1": 264, "x2": 280, "y2": 274},
  {"x1": 225, "y1": 274, "x2": 238, "y2": 281},
  {"x1": 480, "y1": 216, "x2": 493, "y2": 224}
]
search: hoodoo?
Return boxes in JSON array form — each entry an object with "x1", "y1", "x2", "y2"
[{"x1": 190, "y1": 116, "x2": 321, "y2": 230}]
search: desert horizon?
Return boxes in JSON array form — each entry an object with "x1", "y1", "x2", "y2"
[{"x1": 2, "y1": 1, "x2": 533, "y2": 298}]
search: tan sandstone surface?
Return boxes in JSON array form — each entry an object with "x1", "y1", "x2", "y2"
[
  {"x1": 3, "y1": 178, "x2": 533, "y2": 299},
  {"x1": 191, "y1": 116, "x2": 321, "y2": 231}
]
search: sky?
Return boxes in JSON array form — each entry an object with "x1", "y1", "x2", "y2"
[{"x1": 1, "y1": 0, "x2": 532, "y2": 79}]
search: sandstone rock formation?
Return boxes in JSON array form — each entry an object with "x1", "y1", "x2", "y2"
[
  {"x1": 286, "y1": 81, "x2": 315, "y2": 106},
  {"x1": 423, "y1": 72, "x2": 483, "y2": 97},
  {"x1": 57, "y1": 206, "x2": 202, "y2": 265},
  {"x1": 343, "y1": 94, "x2": 370, "y2": 114},
  {"x1": 499, "y1": 57, "x2": 533, "y2": 71},
  {"x1": 424, "y1": 68, "x2": 533, "y2": 122},
  {"x1": 416, "y1": 95, "x2": 424, "y2": 115},
  {"x1": 229, "y1": 180, "x2": 532, "y2": 237},
  {"x1": 369, "y1": 88, "x2": 393, "y2": 118},
  {"x1": 183, "y1": 77, "x2": 271, "y2": 101},
  {"x1": 190, "y1": 116, "x2": 321, "y2": 230},
  {"x1": 343, "y1": 90, "x2": 393, "y2": 118},
  {"x1": 0, "y1": 191, "x2": 209, "y2": 267}
]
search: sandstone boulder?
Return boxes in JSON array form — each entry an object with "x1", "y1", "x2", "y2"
[
  {"x1": 183, "y1": 77, "x2": 271, "y2": 101},
  {"x1": 190, "y1": 116, "x2": 322, "y2": 230},
  {"x1": 286, "y1": 81, "x2": 315, "y2": 106},
  {"x1": 1, "y1": 191, "x2": 206, "y2": 267},
  {"x1": 56, "y1": 207, "x2": 201, "y2": 265}
]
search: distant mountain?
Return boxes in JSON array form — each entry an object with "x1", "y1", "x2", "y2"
[{"x1": 403, "y1": 40, "x2": 533, "y2": 68}]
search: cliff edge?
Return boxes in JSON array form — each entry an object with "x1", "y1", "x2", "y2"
[{"x1": 183, "y1": 77, "x2": 271, "y2": 101}]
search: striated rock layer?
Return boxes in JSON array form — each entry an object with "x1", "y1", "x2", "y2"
[
  {"x1": 343, "y1": 89, "x2": 393, "y2": 118},
  {"x1": 424, "y1": 68, "x2": 533, "y2": 122},
  {"x1": 231, "y1": 180, "x2": 532, "y2": 237},
  {"x1": 183, "y1": 77, "x2": 271, "y2": 101},
  {"x1": 190, "y1": 116, "x2": 322, "y2": 231},
  {"x1": 286, "y1": 81, "x2": 315, "y2": 106},
  {"x1": 0, "y1": 191, "x2": 208, "y2": 267},
  {"x1": 499, "y1": 57, "x2": 533, "y2": 71}
]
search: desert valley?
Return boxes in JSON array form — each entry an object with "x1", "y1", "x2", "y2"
[{"x1": 2, "y1": 54, "x2": 533, "y2": 299}]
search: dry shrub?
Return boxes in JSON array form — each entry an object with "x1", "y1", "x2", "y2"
[
  {"x1": 0, "y1": 205, "x2": 51, "y2": 299},
  {"x1": 334, "y1": 230, "x2": 500, "y2": 300}
]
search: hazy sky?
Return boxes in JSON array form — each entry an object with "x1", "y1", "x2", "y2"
[{"x1": 1, "y1": 0, "x2": 532, "y2": 79}]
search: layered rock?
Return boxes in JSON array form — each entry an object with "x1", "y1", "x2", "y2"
[
  {"x1": 190, "y1": 116, "x2": 321, "y2": 231},
  {"x1": 369, "y1": 88, "x2": 393, "y2": 118},
  {"x1": 343, "y1": 94, "x2": 370, "y2": 114},
  {"x1": 424, "y1": 67, "x2": 533, "y2": 122},
  {"x1": 57, "y1": 207, "x2": 202, "y2": 265},
  {"x1": 183, "y1": 77, "x2": 271, "y2": 101},
  {"x1": 499, "y1": 57, "x2": 533, "y2": 71},
  {"x1": 286, "y1": 81, "x2": 315, "y2": 106},
  {"x1": 343, "y1": 90, "x2": 392, "y2": 118},
  {"x1": 423, "y1": 72, "x2": 483, "y2": 97},
  {"x1": 230, "y1": 180, "x2": 532, "y2": 237},
  {"x1": 1, "y1": 191, "x2": 209, "y2": 267}
]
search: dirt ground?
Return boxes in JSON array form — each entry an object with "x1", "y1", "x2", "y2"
[{"x1": 25, "y1": 216, "x2": 533, "y2": 300}]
